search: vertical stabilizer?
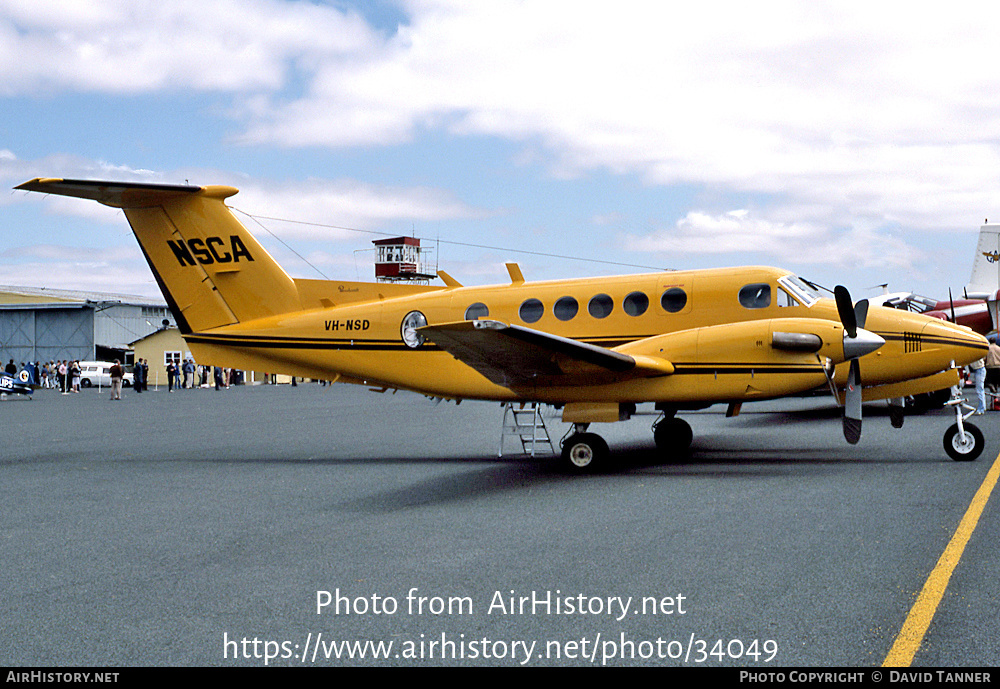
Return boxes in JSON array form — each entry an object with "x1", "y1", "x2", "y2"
[
  {"x1": 965, "y1": 222, "x2": 1000, "y2": 299},
  {"x1": 16, "y1": 178, "x2": 300, "y2": 333}
]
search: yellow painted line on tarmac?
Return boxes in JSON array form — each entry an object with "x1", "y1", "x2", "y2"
[{"x1": 883, "y1": 449, "x2": 1000, "y2": 667}]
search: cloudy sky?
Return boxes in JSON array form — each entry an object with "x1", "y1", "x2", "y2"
[{"x1": 2, "y1": 0, "x2": 998, "y2": 302}]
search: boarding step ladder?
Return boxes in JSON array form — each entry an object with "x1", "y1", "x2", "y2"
[{"x1": 499, "y1": 402, "x2": 556, "y2": 457}]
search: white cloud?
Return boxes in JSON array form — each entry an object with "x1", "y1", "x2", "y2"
[
  {"x1": 7, "y1": 1, "x2": 1000, "y2": 238},
  {"x1": 6, "y1": 153, "x2": 485, "y2": 242},
  {"x1": 0, "y1": 0, "x2": 377, "y2": 95},
  {"x1": 627, "y1": 208, "x2": 923, "y2": 272},
  {"x1": 5, "y1": 1, "x2": 1000, "y2": 292},
  {"x1": 234, "y1": 1, "x2": 1000, "y2": 235},
  {"x1": 233, "y1": 177, "x2": 486, "y2": 239}
]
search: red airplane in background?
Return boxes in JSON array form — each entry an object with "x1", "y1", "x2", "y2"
[
  {"x1": 879, "y1": 292, "x2": 993, "y2": 337},
  {"x1": 879, "y1": 220, "x2": 1000, "y2": 339}
]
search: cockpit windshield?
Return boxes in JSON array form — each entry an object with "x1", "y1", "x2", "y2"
[{"x1": 777, "y1": 274, "x2": 823, "y2": 308}]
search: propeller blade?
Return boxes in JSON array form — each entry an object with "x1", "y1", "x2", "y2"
[
  {"x1": 948, "y1": 288, "x2": 956, "y2": 322},
  {"x1": 843, "y1": 359, "x2": 862, "y2": 444},
  {"x1": 835, "y1": 285, "x2": 857, "y2": 338},
  {"x1": 853, "y1": 299, "x2": 869, "y2": 330}
]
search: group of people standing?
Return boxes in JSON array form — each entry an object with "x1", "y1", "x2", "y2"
[
  {"x1": 165, "y1": 359, "x2": 235, "y2": 391},
  {"x1": 11, "y1": 359, "x2": 83, "y2": 393},
  {"x1": 165, "y1": 358, "x2": 195, "y2": 391}
]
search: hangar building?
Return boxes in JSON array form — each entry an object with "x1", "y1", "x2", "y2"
[{"x1": 0, "y1": 285, "x2": 172, "y2": 365}]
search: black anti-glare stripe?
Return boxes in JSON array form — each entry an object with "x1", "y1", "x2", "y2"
[
  {"x1": 671, "y1": 366, "x2": 825, "y2": 375},
  {"x1": 880, "y1": 333, "x2": 986, "y2": 350},
  {"x1": 189, "y1": 333, "x2": 827, "y2": 374},
  {"x1": 185, "y1": 335, "x2": 439, "y2": 352}
]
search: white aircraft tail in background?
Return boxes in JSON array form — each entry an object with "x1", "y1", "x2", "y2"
[
  {"x1": 965, "y1": 221, "x2": 1000, "y2": 333},
  {"x1": 965, "y1": 221, "x2": 1000, "y2": 300}
]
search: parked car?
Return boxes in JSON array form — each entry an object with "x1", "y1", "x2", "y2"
[{"x1": 79, "y1": 361, "x2": 134, "y2": 388}]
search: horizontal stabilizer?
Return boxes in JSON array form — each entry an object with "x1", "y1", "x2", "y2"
[{"x1": 16, "y1": 178, "x2": 209, "y2": 208}]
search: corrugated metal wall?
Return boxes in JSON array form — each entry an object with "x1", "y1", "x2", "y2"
[{"x1": 0, "y1": 307, "x2": 95, "y2": 364}]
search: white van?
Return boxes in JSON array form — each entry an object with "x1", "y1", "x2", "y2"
[{"x1": 78, "y1": 361, "x2": 134, "y2": 388}]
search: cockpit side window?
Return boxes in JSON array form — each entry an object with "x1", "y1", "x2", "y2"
[
  {"x1": 776, "y1": 274, "x2": 821, "y2": 307},
  {"x1": 777, "y1": 287, "x2": 798, "y2": 307}
]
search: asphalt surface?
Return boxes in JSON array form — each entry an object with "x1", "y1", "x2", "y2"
[{"x1": 2, "y1": 382, "x2": 998, "y2": 667}]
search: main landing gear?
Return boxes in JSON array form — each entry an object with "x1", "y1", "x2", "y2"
[
  {"x1": 559, "y1": 414, "x2": 693, "y2": 472},
  {"x1": 652, "y1": 415, "x2": 693, "y2": 456},
  {"x1": 558, "y1": 388, "x2": 985, "y2": 471},
  {"x1": 560, "y1": 427, "x2": 610, "y2": 471}
]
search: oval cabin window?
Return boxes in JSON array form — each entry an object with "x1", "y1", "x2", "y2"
[
  {"x1": 554, "y1": 296, "x2": 579, "y2": 321},
  {"x1": 588, "y1": 294, "x2": 613, "y2": 318},
  {"x1": 660, "y1": 287, "x2": 687, "y2": 313},
  {"x1": 464, "y1": 303, "x2": 489, "y2": 320},
  {"x1": 519, "y1": 298, "x2": 544, "y2": 323},
  {"x1": 623, "y1": 291, "x2": 649, "y2": 317}
]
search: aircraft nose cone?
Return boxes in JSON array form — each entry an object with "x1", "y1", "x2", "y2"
[
  {"x1": 920, "y1": 319, "x2": 988, "y2": 367},
  {"x1": 843, "y1": 327, "x2": 886, "y2": 360}
]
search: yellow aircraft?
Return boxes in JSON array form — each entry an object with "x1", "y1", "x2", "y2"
[{"x1": 16, "y1": 178, "x2": 990, "y2": 469}]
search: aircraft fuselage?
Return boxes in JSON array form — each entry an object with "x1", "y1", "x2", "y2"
[{"x1": 185, "y1": 266, "x2": 986, "y2": 405}]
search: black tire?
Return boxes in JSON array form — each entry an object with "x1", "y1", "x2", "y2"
[
  {"x1": 653, "y1": 417, "x2": 693, "y2": 455},
  {"x1": 944, "y1": 422, "x2": 985, "y2": 462},
  {"x1": 81, "y1": 379, "x2": 92, "y2": 388},
  {"x1": 561, "y1": 432, "x2": 609, "y2": 472}
]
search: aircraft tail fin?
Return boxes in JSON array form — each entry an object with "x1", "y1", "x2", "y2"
[
  {"x1": 965, "y1": 221, "x2": 1000, "y2": 300},
  {"x1": 16, "y1": 178, "x2": 300, "y2": 333}
]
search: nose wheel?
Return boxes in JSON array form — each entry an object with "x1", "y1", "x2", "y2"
[
  {"x1": 944, "y1": 422, "x2": 984, "y2": 461},
  {"x1": 943, "y1": 385, "x2": 986, "y2": 462}
]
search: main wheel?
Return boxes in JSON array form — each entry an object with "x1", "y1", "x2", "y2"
[
  {"x1": 944, "y1": 422, "x2": 985, "y2": 462},
  {"x1": 561, "y1": 432, "x2": 609, "y2": 472},
  {"x1": 653, "y1": 417, "x2": 693, "y2": 456}
]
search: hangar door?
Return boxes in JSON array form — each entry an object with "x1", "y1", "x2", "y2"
[{"x1": 0, "y1": 306, "x2": 95, "y2": 364}]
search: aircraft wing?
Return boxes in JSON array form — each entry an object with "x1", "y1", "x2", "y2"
[{"x1": 420, "y1": 320, "x2": 672, "y2": 388}]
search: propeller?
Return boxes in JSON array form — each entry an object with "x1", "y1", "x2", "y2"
[
  {"x1": 835, "y1": 285, "x2": 857, "y2": 337},
  {"x1": 844, "y1": 359, "x2": 863, "y2": 444},
  {"x1": 833, "y1": 285, "x2": 884, "y2": 444},
  {"x1": 948, "y1": 287, "x2": 956, "y2": 323}
]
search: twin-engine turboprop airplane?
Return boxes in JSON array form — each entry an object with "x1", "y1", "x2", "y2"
[{"x1": 16, "y1": 178, "x2": 990, "y2": 469}]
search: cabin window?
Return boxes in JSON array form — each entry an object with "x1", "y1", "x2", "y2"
[
  {"x1": 554, "y1": 296, "x2": 579, "y2": 321},
  {"x1": 464, "y1": 302, "x2": 489, "y2": 320},
  {"x1": 660, "y1": 288, "x2": 687, "y2": 313},
  {"x1": 623, "y1": 291, "x2": 649, "y2": 317},
  {"x1": 588, "y1": 294, "x2": 614, "y2": 318},
  {"x1": 777, "y1": 288, "x2": 798, "y2": 307},
  {"x1": 519, "y1": 298, "x2": 544, "y2": 323},
  {"x1": 738, "y1": 283, "x2": 771, "y2": 309}
]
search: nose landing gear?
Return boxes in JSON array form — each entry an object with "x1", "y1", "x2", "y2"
[{"x1": 943, "y1": 386, "x2": 985, "y2": 462}]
